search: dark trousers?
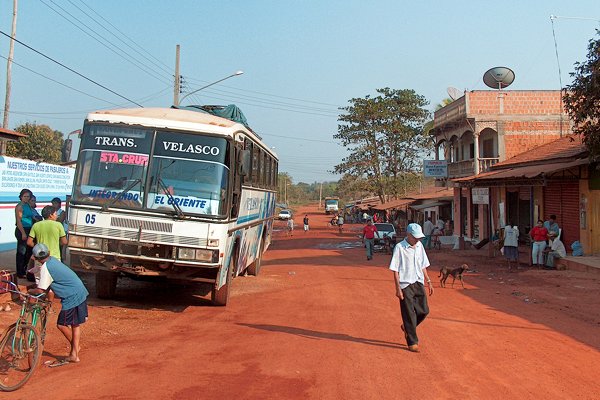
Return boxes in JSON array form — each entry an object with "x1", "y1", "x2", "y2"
[
  {"x1": 15, "y1": 227, "x2": 32, "y2": 277},
  {"x1": 399, "y1": 282, "x2": 429, "y2": 346}
]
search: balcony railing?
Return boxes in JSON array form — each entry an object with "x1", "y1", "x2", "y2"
[
  {"x1": 479, "y1": 157, "x2": 499, "y2": 172},
  {"x1": 447, "y1": 157, "x2": 500, "y2": 178}
]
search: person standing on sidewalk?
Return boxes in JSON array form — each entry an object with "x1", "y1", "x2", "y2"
[
  {"x1": 529, "y1": 219, "x2": 548, "y2": 268},
  {"x1": 303, "y1": 215, "x2": 309, "y2": 232},
  {"x1": 362, "y1": 219, "x2": 378, "y2": 260},
  {"x1": 14, "y1": 189, "x2": 34, "y2": 279},
  {"x1": 389, "y1": 223, "x2": 434, "y2": 353},
  {"x1": 422, "y1": 217, "x2": 435, "y2": 249}
]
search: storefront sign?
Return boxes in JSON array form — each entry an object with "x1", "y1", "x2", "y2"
[
  {"x1": 472, "y1": 188, "x2": 489, "y2": 205},
  {"x1": 423, "y1": 160, "x2": 448, "y2": 178}
]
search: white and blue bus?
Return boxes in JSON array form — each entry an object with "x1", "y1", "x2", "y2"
[{"x1": 67, "y1": 107, "x2": 278, "y2": 305}]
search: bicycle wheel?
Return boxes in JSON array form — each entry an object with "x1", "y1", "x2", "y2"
[{"x1": 0, "y1": 324, "x2": 41, "y2": 392}]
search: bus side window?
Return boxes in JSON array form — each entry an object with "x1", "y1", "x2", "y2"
[{"x1": 252, "y1": 144, "x2": 259, "y2": 186}]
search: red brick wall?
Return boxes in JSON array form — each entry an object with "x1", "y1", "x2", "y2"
[
  {"x1": 504, "y1": 134, "x2": 561, "y2": 159},
  {"x1": 467, "y1": 91, "x2": 563, "y2": 115}
]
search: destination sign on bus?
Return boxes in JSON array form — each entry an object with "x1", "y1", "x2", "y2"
[{"x1": 100, "y1": 152, "x2": 149, "y2": 166}]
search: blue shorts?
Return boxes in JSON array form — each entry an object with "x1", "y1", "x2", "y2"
[{"x1": 57, "y1": 300, "x2": 89, "y2": 326}]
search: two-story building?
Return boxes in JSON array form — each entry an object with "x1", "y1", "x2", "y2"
[{"x1": 430, "y1": 90, "x2": 572, "y2": 245}]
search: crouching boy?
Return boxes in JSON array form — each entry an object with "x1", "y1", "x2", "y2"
[{"x1": 30, "y1": 243, "x2": 89, "y2": 364}]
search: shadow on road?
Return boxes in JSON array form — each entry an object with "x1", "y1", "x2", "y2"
[{"x1": 237, "y1": 322, "x2": 408, "y2": 350}]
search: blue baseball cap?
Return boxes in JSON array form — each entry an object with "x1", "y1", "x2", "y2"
[{"x1": 406, "y1": 223, "x2": 425, "y2": 239}]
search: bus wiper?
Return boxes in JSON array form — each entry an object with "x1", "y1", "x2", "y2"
[
  {"x1": 102, "y1": 178, "x2": 142, "y2": 211},
  {"x1": 155, "y1": 176, "x2": 185, "y2": 219}
]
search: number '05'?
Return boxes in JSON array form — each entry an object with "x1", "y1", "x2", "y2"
[{"x1": 85, "y1": 214, "x2": 96, "y2": 224}]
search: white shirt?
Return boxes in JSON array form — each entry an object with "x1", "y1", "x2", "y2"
[
  {"x1": 550, "y1": 239, "x2": 567, "y2": 258},
  {"x1": 389, "y1": 239, "x2": 430, "y2": 289},
  {"x1": 436, "y1": 219, "x2": 445, "y2": 231},
  {"x1": 423, "y1": 220, "x2": 435, "y2": 235},
  {"x1": 503, "y1": 225, "x2": 519, "y2": 247}
]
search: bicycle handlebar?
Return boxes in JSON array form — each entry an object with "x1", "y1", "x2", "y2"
[{"x1": 0, "y1": 279, "x2": 49, "y2": 303}]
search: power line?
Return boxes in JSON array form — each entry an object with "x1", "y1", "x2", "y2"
[
  {"x1": 0, "y1": 29, "x2": 143, "y2": 107},
  {"x1": 185, "y1": 76, "x2": 343, "y2": 107},
  {"x1": 75, "y1": 0, "x2": 173, "y2": 74},
  {"x1": 39, "y1": 0, "x2": 171, "y2": 86},
  {"x1": 65, "y1": 0, "x2": 174, "y2": 78},
  {"x1": 0, "y1": 53, "x2": 122, "y2": 106},
  {"x1": 197, "y1": 87, "x2": 339, "y2": 114}
]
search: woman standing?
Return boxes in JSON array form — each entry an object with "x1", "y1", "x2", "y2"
[
  {"x1": 15, "y1": 188, "x2": 34, "y2": 278},
  {"x1": 529, "y1": 219, "x2": 549, "y2": 268}
]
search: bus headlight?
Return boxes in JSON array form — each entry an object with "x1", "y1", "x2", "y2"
[
  {"x1": 86, "y1": 237, "x2": 102, "y2": 250},
  {"x1": 178, "y1": 248, "x2": 196, "y2": 260},
  {"x1": 178, "y1": 248, "x2": 217, "y2": 262},
  {"x1": 195, "y1": 249, "x2": 215, "y2": 262},
  {"x1": 69, "y1": 235, "x2": 85, "y2": 248}
]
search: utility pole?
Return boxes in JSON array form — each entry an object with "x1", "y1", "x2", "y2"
[
  {"x1": 319, "y1": 182, "x2": 322, "y2": 209},
  {"x1": 173, "y1": 44, "x2": 180, "y2": 106},
  {"x1": 2, "y1": 0, "x2": 18, "y2": 154}
]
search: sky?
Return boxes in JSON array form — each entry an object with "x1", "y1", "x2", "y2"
[{"x1": 1, "y1": 0, "x2": 599, "y2": 184}]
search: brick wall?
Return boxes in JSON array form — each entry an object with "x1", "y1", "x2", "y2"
[
  {"x1": 467, "y1": 91, "x2": 563, "y2": 115},
  {"x1": 503, "y1": 134, "x2": 561, "y2": 159}
]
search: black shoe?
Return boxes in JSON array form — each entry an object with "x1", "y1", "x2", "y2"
[{"x1": 17, "y1": 274, "x2": 26, "y2": 279}]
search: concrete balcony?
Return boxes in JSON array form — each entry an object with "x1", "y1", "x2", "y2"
[{"x1": 447, "y1": 157, "x2": 500, "y2": 178}]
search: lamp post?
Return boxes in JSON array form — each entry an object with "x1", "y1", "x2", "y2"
[{"x1": 179, "y1": 70, "x2": 244, "y2": 104}]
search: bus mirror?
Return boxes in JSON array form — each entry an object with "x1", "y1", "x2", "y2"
[{"x1": 240, "y1": 150, "x2": 251, "y2": 176}]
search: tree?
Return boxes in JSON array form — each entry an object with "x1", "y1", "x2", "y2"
[
  {"x1": 334, "y1": 88, "x2": 431, "y2": 202},
  {"x1": 563, "y1": 30, "x2": 600, "y2": 161},
  {"x1": 6, "y1": 123, "x2": 64, "y2": 163}
]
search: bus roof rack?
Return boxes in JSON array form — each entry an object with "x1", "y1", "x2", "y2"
[{"x1": 172, "y1": 104, "x2": 259, "y2": 137}]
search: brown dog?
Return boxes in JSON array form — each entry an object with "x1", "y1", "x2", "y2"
[{"x1": 439, "y1": 264, "x2": 469, "y2": 288}]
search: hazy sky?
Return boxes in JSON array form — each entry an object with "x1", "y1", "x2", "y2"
[{"x1": 1, "y1": 0, "x2": 599, "y2": 183}]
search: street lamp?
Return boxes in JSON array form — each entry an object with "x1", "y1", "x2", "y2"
[{"x1": 179, "y1": 70, "x2": 244, "y2": 104}]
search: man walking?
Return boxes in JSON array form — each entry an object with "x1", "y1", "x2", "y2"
[
  {"x1": 389, "y1": 223, "x2": 434, "y2": 353},
  {"x1": 303, "y1": 215, "x2": 309, "y2": 232},
  {"x1": 362, "y1": 219, "x2": 378, "y2": 260}
]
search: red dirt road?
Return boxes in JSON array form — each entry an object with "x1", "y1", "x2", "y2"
[{"x1": 2, "y1": 204, "x2": 600, "y2": 399}]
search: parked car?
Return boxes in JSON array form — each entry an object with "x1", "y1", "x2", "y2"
[
  {"x1": 278, "y1": 210, "x2": 292, "y2": 220},
  {"x1": 373, "y1": 223, "x2": 397, "y2": 246}
]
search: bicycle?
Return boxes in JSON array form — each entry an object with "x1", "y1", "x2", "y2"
[{"x1": 0, "y1": 280, "x2": 52, "y2": 392}]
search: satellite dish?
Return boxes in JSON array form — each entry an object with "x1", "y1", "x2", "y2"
[
  {"x1": 447, "y1": 87, "x2": 462, "y2": 101},
  {"x1": 483, "y1": 67, "x2": 515, "y2": 89}
]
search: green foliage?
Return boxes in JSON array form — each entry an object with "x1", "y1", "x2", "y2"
[
  {"x1": 6, "y1": 123, "x2": 64, "y2": 163},
  {"x1": 334, "y1": 88, "x2": 432, "y2": 202},
  {"x1": 563, "y1": 30, "x2": 600, "y2": 160}
]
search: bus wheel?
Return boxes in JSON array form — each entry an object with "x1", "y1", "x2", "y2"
[
  {"x1": 96, "y1": 270, "x2": 118, "y2": 299},
  {"x1": 247, "y1": 240, "x2": 264, "y2": 276},
  {"x1": 211, "y1": 264, "x2": 233, "y2": 306}
]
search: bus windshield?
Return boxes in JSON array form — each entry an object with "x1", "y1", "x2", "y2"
[{"x1": 72, "y1": 124, "x2": 230, "y2": 217}]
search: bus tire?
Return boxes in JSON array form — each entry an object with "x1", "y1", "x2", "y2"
[
  {"x1": 96, "y1": 270, "x2": 118, "y2": 299},
  {"x1": 247, "y1": 240, "x2": 264, "y2": 276},
  {"x1": 211, "y1": 265, "x2": 232, "y2": 306}
]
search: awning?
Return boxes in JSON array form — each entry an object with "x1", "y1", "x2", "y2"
[
  {"x1": 410, "y1": 201, "x2": 450, "y2": 210},
  {"x1": 374, "y1": 198, "x2": 414, "y2": 211},
  {"x1": 453, "y1": 158, "x2": 589, "y2": 184}
]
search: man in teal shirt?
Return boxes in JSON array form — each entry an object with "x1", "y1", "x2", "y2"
[{"x1": 30, "y1": 243, "x2": 89, "y2": 365}]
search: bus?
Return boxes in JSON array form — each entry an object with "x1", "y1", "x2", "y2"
[{"x1": 67, "y1": 107, "x2": 278, "y2": 305}]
